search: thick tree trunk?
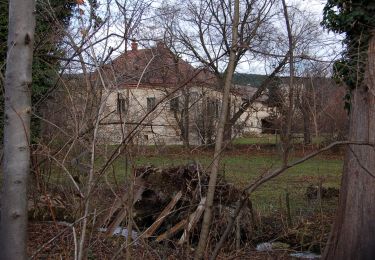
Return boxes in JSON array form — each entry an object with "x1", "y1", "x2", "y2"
[
  {"x1": 323, "y1": 34, "x2": 375, "y2": 260},
  {"x1": 0, "y1": 0, "x2": 36, "y2": 259}
]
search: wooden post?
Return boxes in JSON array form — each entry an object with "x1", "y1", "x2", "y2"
[{"x1": 286, "y1": 191, "x2": 292, "y2": 227}]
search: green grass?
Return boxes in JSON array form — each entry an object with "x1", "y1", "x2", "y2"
[
  {"x1": 45, "y1": 139, "x2": 343, "y2": 216},
  {"x1": 106, "y1": 150, "x2": 343, "y2": 215},
  {"x1": 233, "y1": 135, "x2": 277, "y2": 145},
  {"x1": 233, "y1": 134, "x2": 328, "y2": 146}
]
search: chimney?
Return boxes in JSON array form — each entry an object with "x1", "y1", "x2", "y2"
[
  {"x1": 156, "y1": 41, "x2": 165, "y2": 49},
  {"x1": 131, "y1": 40, "x2": 138, "y2": 51}
]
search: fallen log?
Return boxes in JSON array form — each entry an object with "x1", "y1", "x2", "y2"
[
  {"x1": 156, "y1": 218, "x2": 187, "y2": 242},
  {"x1": 156, "y1": 196, "x2": 207, "y2": 243},
  {"x1": 178, "y1": 197, "x2": 206, "y2": 244},
  {"x1": 143, "y1": 191, "x2": 183, "y2": 238},
  {"x1": 100, "y1": 164, "x2": 252, "y2": 249},
  {"x1": 102, "y1": 177, "x2": 146, "y2": 236}
]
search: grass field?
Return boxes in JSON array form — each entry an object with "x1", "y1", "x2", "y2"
[
  {"x1": 43, "y1": 135, "x2": 343, "y2": 219},
  {"x1": 29, "y1": 138, "x2": 343, "y2": 256},
  {"x1": 108, "y1": 145, "x2": 343, "y2": 216},
  {"x1": 17, "y1": 133, "x2": 345, "y2": 259},
  {"x1": 233, "y1": 134, "x2": 327, "y2": 146},
  {"x1": 233, "y1": 135, "x2": 278, "y2": 144}
]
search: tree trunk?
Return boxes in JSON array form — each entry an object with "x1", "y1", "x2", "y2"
[
  {"x1": 224, "y1": 95, "x2": 232, "y2": 144},
  {"x1": 194, "y1": 1, "x2": 239, "y2": 259},
  {"x1": 0, "y1": 0, "x2": 36, "y2": 259},
  {"x1": 183, "y1": 88, "x2": 190, "y2": 147},
  {"x1": 281, "y1": 0, "x2": 294, "y2": 166},
  {"x1": 323, "y1": 34, "x2": 375, "y2": 260},
  {"x1": 302, "y1": 107, "x2": 311, "y2": 145},
  {"x1": 300, "y1": 95, "x2": 311, "y2": 145}
]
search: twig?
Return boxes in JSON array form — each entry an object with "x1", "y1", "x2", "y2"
[
  {"x1": 73, "y1": 226, "x2": 78, "y2": 260},
  {"x1": 348, "y1": 145, "x2": 375, "y2": 178},
  {"x1": 210, "y1": 140, "x2": 375, "y2": 259},
  {"x1": 30, "y1": 216, "x2": 91, "y2": 259}
]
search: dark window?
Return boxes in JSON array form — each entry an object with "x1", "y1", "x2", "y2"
[
  {"x1": 117, "y1": 94, "x2": 126, "y2": 114},
  {"x1": 147, "y1": 97, "x2": 156, "y2": 112},
  {"x1": 170, "y1": 97, "x2": 179, "y2": 112},
  {"x1": 206, "y1": 98, "x2": 220, "y2": 118},
  {"x1": 190, "y1": 91, "x2": 199, "y2": 103},
  {"x1": 214, "y1": 99, "x2": 220, "y2": 118}
]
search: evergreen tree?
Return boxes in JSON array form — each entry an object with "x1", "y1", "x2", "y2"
[
  {"x1": 0, "y1": 0, "x2": 75, "y2": 142},
  {"x1": 322, "y1": 0, "x2": 375, "y2": 110}
]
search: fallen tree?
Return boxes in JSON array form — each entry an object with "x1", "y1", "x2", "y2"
[{"x1": 99, "y1": 164, "x2": 255, "y2": 250}]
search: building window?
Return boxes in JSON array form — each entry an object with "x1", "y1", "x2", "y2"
[
  {"x1": 190, "y1": 91, "x2": 199, "y2": 103},
  {"x1": 170, "y1": 97, "x2": 179, "y2": 112},
  {"x1": 210, "y1": 99, "x2": 220, "y2": 118},
  {"x1": 207, "y1": 98, "x2": 220, "y2": 118},
  {"x1": 117, "y1": 94, "x2": 126, "y2": 114},
  {"x1": 214, "y1": 99, "x2": 220, "y2": 118},
  {"x1": 147, "y1": 97, "x2": 156, "y2": 112}
]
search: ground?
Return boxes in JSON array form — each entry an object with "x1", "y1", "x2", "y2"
[
  {"x1": 27, "y1": 135, "x2": 343, "y2": 259},
  {"x1": 110, "y1": 139, "x2": 342, "y2": 215}
]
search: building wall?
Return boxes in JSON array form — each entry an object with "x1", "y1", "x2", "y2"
[
  {"x1": 238, "y1": 101, "x2": 270, "y2": 135},
  {"x1": 98, "y1": 87, "x2": 181, "y2": 145},
  {"x1": 98, "y1": 86, "x2": 270, "y2": 145}
]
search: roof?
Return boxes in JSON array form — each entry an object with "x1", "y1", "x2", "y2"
[{"x1": 100, "y1": 42, "x2": 218, "y2": 89}]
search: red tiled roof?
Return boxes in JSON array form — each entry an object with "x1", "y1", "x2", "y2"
[{"x1": 100, "y1": 43, "x2": 218, "y2": 90}]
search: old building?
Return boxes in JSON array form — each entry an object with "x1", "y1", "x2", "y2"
[
  {"x1": 41, "y1": 41, "x2": 270, "y2": 146},
  {"x1": 93, "y1": 41, "x2": 270, "y2": 146}
]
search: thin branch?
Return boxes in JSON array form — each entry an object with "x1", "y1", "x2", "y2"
[
  {"x1": 348, "y1": 145, "x2": 375, "y2": 178},
  {"x1": 210, "y1": 140, "x2": 375, "y2": 259}
]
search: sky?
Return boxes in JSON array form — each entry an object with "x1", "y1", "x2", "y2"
[
  {"x1": 237, "y1": 0, "x2": 343, "y2": 74},
  {"x1": 67, "y1": 0, "x2": 344, "y2": 75}
]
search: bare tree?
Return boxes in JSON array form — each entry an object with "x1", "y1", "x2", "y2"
[
  {"x1": 115, "y1": 0, "x2": 153, "y2": 51},
  {"x1": 194, "y1": 1, "x2": 239, "y2": 258},
  {"x1": 279, "y1": 0, "x2": 295, "y2": 166},
  {"x1": 159, "y1": 0, "x2": 288, "y2": 141},
  {"x1": 0, "y1": 0, "x2": 36, "y2": 258}
]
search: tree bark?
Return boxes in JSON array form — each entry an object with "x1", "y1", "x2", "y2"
[
  {"x1": 281, "y1": 0, "x2": 294, "y2": 166},
  {"x1": 0, "y1": 0, "x2": 36, "y2": 259},
  {"x1": 302, "y1": 104, "x2": 311, "y2": 145},
  {"x1": 194, "y1": 1, "x2": 239, "y2": 259},
  {"x1": 323, "y1": 33, "x2": 375, "y2": 260},
  {"x1": 183, "y1": 88, "x2": 190, "y2": 147},
  {"x1": 223, "y1": 95, "x2": 232, "y2": 143},
  {"x1": 299, "y1": 92, "x2": 311, "y2": 145}
]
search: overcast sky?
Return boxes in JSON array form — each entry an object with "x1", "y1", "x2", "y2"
[
  {"x1": 238, "y1": 0, "x2": 343, "y2": 74},
  {"x1": 69, "y1": 0, "x2": 344, "y2": 75}
]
